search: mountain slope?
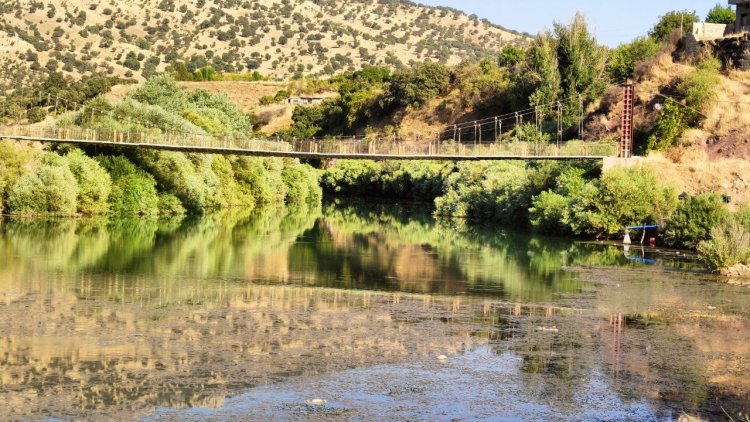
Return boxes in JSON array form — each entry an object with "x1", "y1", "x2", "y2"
[{"x1": 0, "y1": 0, "x2": 527, "y2": 84}]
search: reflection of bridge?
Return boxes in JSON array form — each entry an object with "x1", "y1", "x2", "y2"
[{"x1": 0, "y1": 125, "x2": 617, "y2": 161}]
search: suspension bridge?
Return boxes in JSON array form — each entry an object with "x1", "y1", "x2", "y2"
[
  {"x1": 0, "y1": 80, "x2": 634, "y2": 161},
  {"x1": 0, "y1": 125, "x2": 618, "y2": 161}
]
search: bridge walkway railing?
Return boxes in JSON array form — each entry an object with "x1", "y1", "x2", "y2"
[{"x1": 0, "y1": 125, "x2": 619, "y2": 159}]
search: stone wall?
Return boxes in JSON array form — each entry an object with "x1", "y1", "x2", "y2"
[{"x1": 685, "y1": 23, "x2": 729, "y2": 55}]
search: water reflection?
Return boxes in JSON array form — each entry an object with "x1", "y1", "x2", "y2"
[{"x1": 0, "y1": 200, "x2": 747, "y2": 420}]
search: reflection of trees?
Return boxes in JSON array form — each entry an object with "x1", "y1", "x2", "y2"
[
  {"x1": 311, "y1": 202, "x2": 597, "y2": 299},
  {"x1": 480, "y1": 267, "x2": 750, "y2": 419},
  {"x1": 1, "y1": 201, "x2": 747, "y2": 419},
  {"x1": 0, "y1": 283, "x2": 489, "y2": 420}
]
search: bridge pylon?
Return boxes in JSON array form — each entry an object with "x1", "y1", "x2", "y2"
[{"x1": 620, "y1": 82, "x2": 635, "y2": 159}]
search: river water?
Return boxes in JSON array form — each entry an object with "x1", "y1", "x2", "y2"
[{"x1": 0, "y1": 200, "x2": 748, "y2": 421}]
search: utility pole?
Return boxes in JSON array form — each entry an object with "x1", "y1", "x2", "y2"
[{"x1": 680, "y1": 12, "x2": 684, "y2": 38}]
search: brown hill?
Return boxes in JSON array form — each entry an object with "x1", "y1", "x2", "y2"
[{"x1": 0, "y1": 0, "x2": 527, "y2": 85}]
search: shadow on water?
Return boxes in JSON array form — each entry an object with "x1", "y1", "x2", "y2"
[{"x1": 0, "y1": 199, "x2": 747, "y2": 420}]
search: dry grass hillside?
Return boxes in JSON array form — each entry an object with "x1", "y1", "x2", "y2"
[
  {"x1": 0, "y1": 0, "x2": 527, "y2": 85},
  {"x1": 589, "y1": 49, "x2": 750, "y2": 207}
]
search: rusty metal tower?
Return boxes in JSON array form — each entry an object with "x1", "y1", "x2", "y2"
[{"x1": 620, "y1": 82, "x2": 635, "y2": 158}]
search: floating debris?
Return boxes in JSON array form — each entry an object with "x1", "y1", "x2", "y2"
[{"x1": 307, "y1": 399, "x2": 327, "y2": 406}]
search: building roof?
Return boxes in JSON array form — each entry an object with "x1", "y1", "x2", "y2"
[{"x1": 729, "y1": 0, "x2": 750, "y2": 5}]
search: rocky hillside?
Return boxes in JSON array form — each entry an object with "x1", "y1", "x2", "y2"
[{"x1": 0, "y1": 0, "x2": 526, "y2": 84}]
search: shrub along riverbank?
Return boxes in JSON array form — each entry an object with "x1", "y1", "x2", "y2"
[
  {"x1": 321, "y1": 159, "x2": 750, "y2": 274},
  {"x1": 0, "y1": 75, "x2": 322, "y2": 217}
]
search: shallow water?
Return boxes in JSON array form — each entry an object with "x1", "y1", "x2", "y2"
[{"x1": 0, "y1": 200, "x2": 747, "y2": 420}]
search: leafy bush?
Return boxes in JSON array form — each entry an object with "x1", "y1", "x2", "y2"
[
  {"x1": 27, "y1": 107, "x2": 47, "y2": 123},
  {"x1": 529, "y1": 167, "x2": 587, "y2": 234},
  {"x1": 678, "y1": 58, "x2": 721, "y2": 117},
  {"x1": 281, "y1": 163, "x2": 320, "y2": 205},
  {"x1": 607, "y1": 37, "x2": 660, "y2": 81},
  {"x1": 568, "y1": 167, "x2": 678, "y2": 238},
  {"x1": 644, "y1": 101, "x2": 689, "y2": 152},
  {"x1": 9, "y1": 156, "x2": 79, "y2": 216},
  {"x1": 529, "y1": 166, "x2": 677, "y2": 238},
  {"x1": 233, "y1": 157, "x2": 271, "y2": 204},
  {"x1": 435, "y1": 161, "x2": 531, "y2": 225},
  {"x1": 158, "y1": 193, "x2": 186, "y2": 216},
  {"x1": 650, "y1": 10, "x2": 699, "y2": 42},
  {"x1": 0, "y1": 144, "x2": 34, "y2": 202},
  {"x1": 98, "y1": 156, "x2": 159, "y2": 216},
  {"x1": 510, "y1": 123, "x2": 551, "y2": 143},
  {"x1": 65, "y1": 149, "x2": 112, "y2": 215},
  {"x1": 133, "y1": 150, "x2": 220, "y2": 213},
  {"x1": 499, "y1": 45, "x2": 525, "y2": 67},
  {"x1": 529, "y1": 191, "x2": 571, "y2": 234},
  {"x1": 285, "y1": 66, "x2": 391, "y2": 138},
  {"x1": 735, "y1": 205, "x2": 750, "y2": 230},
  {"x1": 128, "y1": 74, "x2": 189, "y2": 112},
  {"x1": 698, "y1": 220, "x2": 750, "y2": 271},
  {"x1": 321, "y1": 160, "x2": 381, "y2": 195},
  {"x1": 664, "y1": 193, "x2": 729, "y2": 249},
  {"x1": 322, "y1": 160, "x2": 451, "y2": 202},
  {"x1": 706, "y1": 3, "x2": 736, "y2": 25},
  {"x1": 108, "y1": 173, "x2": 160, "y2": 216},
  {"x1": 381, "y1": 62, "x2": 450, "y2": 109}
]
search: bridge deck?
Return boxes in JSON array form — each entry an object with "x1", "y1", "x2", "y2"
[{"x1": 0, "y1": 135, "x2": 605, "y2": 161}]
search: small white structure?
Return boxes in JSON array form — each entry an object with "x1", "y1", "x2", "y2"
[
  {"x1": 286, "y1": 96, "x2": 326, "y2": 106},
  {"x1": 685, "y1": 23, "x2": 730, "y2": 53}
]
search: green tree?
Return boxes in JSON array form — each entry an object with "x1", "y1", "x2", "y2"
[
  {"x1": 527, "y1": 14, "x2": 607, "y2": 125},
  {"x1": 65, "y1": 149, "x2": 112, "y2": 215},
  {"x1": 527, "y1": 32, "x2": 561, "y2": 110},
  {"x1": 607, "y1": 36, "x2": 661, "y2": 81},
  {"x1": 699, "y1": 219, "x2": 750, "y2": 271},
  {"x1": 678, "y1": 58, "x2": 721, "y2": 116},
  {"x1": 566, "y1": 166, "x2": 678, "y2": 238},
  {"x1": 664, "y1": 193, "x2": 729, "y2": 249},
  {"x1": 123, "y1": 51, "x2": 141, "y2": 71},
  {"x1": 499, "y1": 45, "x2": 525, "y2": 67},
  {"x1": 9, "y1": 156, "x2": 80, "y2": 216},
  {"x1": 650, "y1": 10, "x2": 699, "y2": 42},
  {"x1": 554, "y1": 13, "x2": 609, "y2": 115},
  {"x1": 706, "y1": 3, "x2": 736, "y2": 25},
  {"x1": 644, "y1": 100, "x2": 690, "y2": 152},
  {"x1": 381, "y1": 62, "x2": 450, "y2": 109}
]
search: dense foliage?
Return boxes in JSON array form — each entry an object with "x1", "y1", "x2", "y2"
[
  {"x1": 1, "y1": 75, "x2": 321, "y2": 217},
  {"x1": 321, "y1": 160, "x2": 453, "y2": 202},
  {"x1": 529, "y1": 166, "x2": 678, "y2": 238},
  {"x1": 285, "y1": 66, "x2": 392, "y2": 138},
  {"x1": 698, "y1": 209, "x2": 750, "y2": 272},
  {"x1": 607, "y1": 37, "x2": 661, "y2": 82},
  {"x1": 0, "y1": 72, "x2": 131, "y2": 124},
  {"x1": 664, "y1": 194, "x2": 730, "y2": 249},
  {"x1": 323, "y1": 160, "x2": 697, "y2": 242},
  {"x1": 649, "y1": 10, "x2": 699, "y2": 42},
  {"x1": 706, "y1": 3, "x2": 736, "y2": 25},
  {"x1": 380, "y1": 62, "x2": 451, "y2": 110},
  {"x1": 644, "y1": 59, "x2": 721, "y2": 153}
]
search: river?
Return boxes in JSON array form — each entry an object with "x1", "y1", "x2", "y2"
[{"x1": 0, "y1": 200, "x2": 748, "y2": 421}]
